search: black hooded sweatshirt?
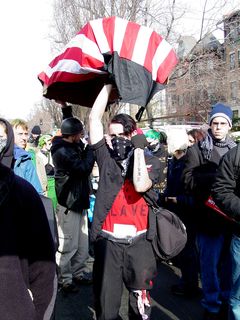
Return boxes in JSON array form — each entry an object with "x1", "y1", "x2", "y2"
[
  {"x1": 0, "y1": 118, "x2": 56, "y2": 320},
  {"x1": 51, "y1": 136, "x2": 94, "y2": 211},
  {"x1": 0, "y1": 118, "x2": 14, "y2": 168}
]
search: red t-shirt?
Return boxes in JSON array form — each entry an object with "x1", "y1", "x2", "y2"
[{"x1": 102, "y1": 179, "x2": 148, "y2": 236}]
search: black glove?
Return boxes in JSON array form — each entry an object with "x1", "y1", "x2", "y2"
[
  {"x1": 62, "y1": 105, "x2": 73, "y2": 119},
  {"x1": 131, "y1": 134, "x2": 148, "y2": 149}
]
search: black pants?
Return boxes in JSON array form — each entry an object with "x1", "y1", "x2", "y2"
[{"x1": 93, "y1": 236, "x2": 157, "y2": 320}]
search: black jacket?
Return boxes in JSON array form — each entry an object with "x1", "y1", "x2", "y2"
[
  {"x1": 90, "y1": 138, "x2": 161, "y2": 242},
  {"x1": 164, "y1": 155, "x2": 194, "y2": 225},
  {"x1": 182, "y1": 139, "x2": 236, "y2": 234},
  {"x1": 51, "y1": 136, "x2": 94, "y2": 211},
  {"x1": 0, "y1": 164, "x2": 55, "y2": 320},
  {"x1": 212, "y1": 145, "x2": 240, "y2": 235}
]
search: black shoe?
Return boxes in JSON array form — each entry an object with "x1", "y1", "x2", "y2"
[
  {"x1": 171, "y1": 284, "x2": 202, "y2": 298},
  {"x1": 61, "y1": 282, "x2": 79, "y2": 294}
]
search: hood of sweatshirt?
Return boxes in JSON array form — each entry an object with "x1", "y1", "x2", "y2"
[
  {"x1": 0, "y1": 118, "x2": 14, "y2": 168},
  {"x1": 51, "y1": 135, "x2": 84, "y2": 156}
]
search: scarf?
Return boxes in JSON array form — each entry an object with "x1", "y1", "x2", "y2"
[{"x1": 200, "y1": 129, "x2": 236, "y2": 160}]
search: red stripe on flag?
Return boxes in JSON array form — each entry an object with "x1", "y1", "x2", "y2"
[
  {"x1": 120, "y1": 21, "x2": 140, "y2": 60},
  {"x1": 47, "y1": 71, "x2": 101, "y2": 85},
  {"x1": 49, "y1": 47, "x2": 103, "y2": 70},
  {"x1": 38, "y1": 71, "x2": 49, "y2": 84},
  {"x1": 156, "y1": 49, "x2": 178, "y2": 83},
  {"x1": 144, "y1": 31, "x2": 163, "y2": 74},
  {"x1": 78, "y1": 23, "x2": 96, "y2": 43},
  {"x1": 102, "y1": 16, "x2": 115, "y2": 52},
  {"x1": 49, "y1": 55, "x2": 61, "y2": 69}
]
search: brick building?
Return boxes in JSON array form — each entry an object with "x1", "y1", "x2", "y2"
[{"x1": 158, "y1": 9, "x2": 240, "y2": 126}]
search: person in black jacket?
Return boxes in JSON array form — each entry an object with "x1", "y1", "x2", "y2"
[
  {"x1": 164, "y1": 130, "x2": 201, "y2": 298},
  {"x1": 182, "y1": 103, "x2": 236, "y2": 320},
  {"x1": 51, "y1": 115, "x2": 95, "y2": 293},
  {"x1": 212, "y1": 145, "x2": 240, "y2": 320},
  {"x1": 89, "y1": 85, "x2": 162, "y2": 320},
  {"x1": 145, "y1": 129, "x2": 168, "y2": 197},
  {"x1": 0, "y1": 118, "x2": 56, "y2": 320}
]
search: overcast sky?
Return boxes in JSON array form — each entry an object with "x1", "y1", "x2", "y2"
[
  {"x1": 0, "y1": 0, "x2": 53, "y2": 120},
  {"x1": 0, "y1": 0, "x2": 238, "y2": 120}
]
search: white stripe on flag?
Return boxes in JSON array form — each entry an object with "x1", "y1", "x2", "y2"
[
  {"x1": 131, "y1": 26, "x2": 152, "y2": 66},
  {"x1": 45, "y1": 59, "x2": 106, "y2": 78},
  {"x1": 67, "y1": 34, "x2": 104, "y2": 62},
  {"x1": 90, "y1": 18, "x2": 110, "y2": 53},
  {"x1": 152, "y1": 39, "x2": 172, "y2": 80},
  {"x1": 113, "y1": 17, "x2": 128, "y2": 54}
]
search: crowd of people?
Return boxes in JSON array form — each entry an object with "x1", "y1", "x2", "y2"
[{"x1": 0, "y1": 85, "x2": 240, "y2": 320}]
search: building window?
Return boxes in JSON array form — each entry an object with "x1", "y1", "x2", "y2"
[
  {"x1": 229, "y1": 52, "x2": 235, "y2": 70},
  {"x1": 179, "y1": 94, "x2": 184, "y2": 106},
  {"x1": 230, "y1": 81, "x2": 237, "y2": 100}
]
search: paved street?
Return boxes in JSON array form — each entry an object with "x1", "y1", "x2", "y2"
[{"x1": 53, "y1": 261, "x2": 204, "y2": 320}]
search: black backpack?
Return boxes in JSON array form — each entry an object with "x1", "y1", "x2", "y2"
[{"x1": 151, "y1": 206, "x2": 187, "y2": 261}]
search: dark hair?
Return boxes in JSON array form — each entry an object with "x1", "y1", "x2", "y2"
[
  {"x1": 159, "y1": 131, "x2": 167, "y2": 144},
  {"x1": 0, "y1": 120, "x2": 7, "y2": 134},
  {"x1": 110, "y1": 114, "x2": 137, "y2": 135},
  {"x1": 187, "y1": 128, "x2": 205, "y2": 143}
]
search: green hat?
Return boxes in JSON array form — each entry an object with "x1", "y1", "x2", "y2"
[{"x1": 145, "y1": 129, "x2": 160, "y2": 140}]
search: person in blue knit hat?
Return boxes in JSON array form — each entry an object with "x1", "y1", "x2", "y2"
[
  {"x1": 209, "y1": 103, "x2": 233, "y2": 128},
  {"x1": 182, "y1": 102, "x2": 236, "y2": 320}
]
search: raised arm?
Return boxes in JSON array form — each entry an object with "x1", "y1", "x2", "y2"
[{"x1": 89, "y1": 84, "x2": 112, "y2": 145}]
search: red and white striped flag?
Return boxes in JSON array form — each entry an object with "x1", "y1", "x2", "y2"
[{"x1": 39, "y1": 16, "x2": 178, "y2": 108}]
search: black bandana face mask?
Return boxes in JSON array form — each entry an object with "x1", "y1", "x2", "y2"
[{"x1": 111, "y1": 136, "x2": 133, "y2": 161}]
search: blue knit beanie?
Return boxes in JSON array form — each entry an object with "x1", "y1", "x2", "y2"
[{"x1": 209, "y1": 103, "x2": 233, "y2": 127}]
